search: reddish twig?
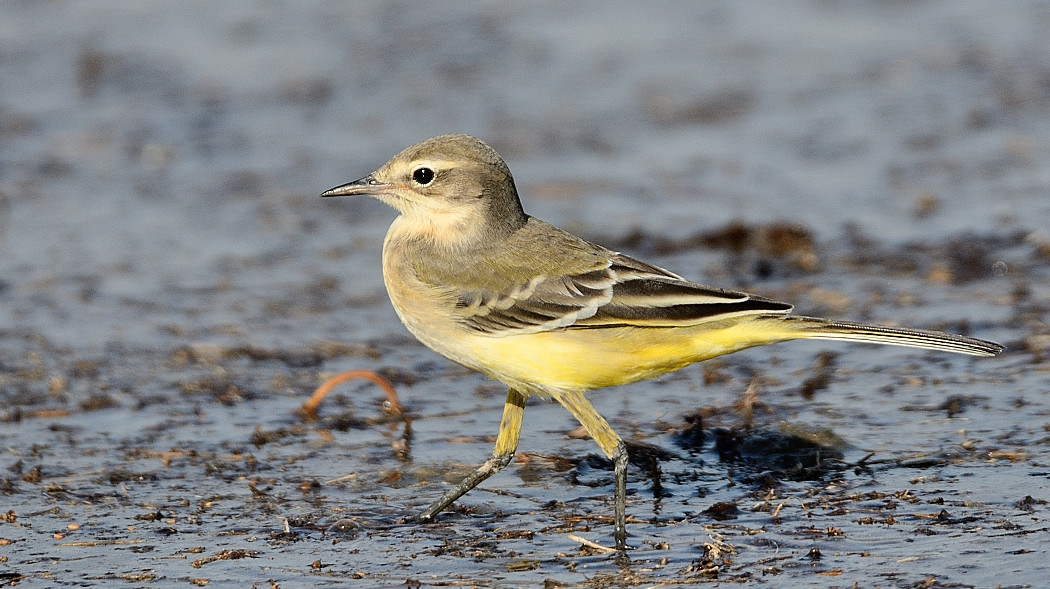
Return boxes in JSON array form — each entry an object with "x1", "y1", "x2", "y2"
[{"x1": 301, "y1": 370, "x2": 404, "y2": 420}]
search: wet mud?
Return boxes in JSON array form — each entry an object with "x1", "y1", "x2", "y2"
[{"x1": 2, "y1": 2, "x2": 1049, "y2": 587}]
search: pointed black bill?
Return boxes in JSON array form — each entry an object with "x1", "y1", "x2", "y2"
[{"x1": 321, "y1": 174, "x2": 384, "y2": 197}]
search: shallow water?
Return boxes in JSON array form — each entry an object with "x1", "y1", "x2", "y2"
[{"x1": 1, "y1": 1, "x2": 1048, "y2": 586}]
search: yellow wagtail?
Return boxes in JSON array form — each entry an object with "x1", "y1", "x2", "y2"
[{"x1": 322, "y1": 133, "x2": 1003, "y2": 550}]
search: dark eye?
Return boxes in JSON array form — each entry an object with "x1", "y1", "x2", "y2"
[{"x1": 412, "y1": 167, "x2": 435, "y2": 185}]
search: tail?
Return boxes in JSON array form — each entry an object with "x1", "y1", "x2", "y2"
[{"x1": 785, "y1": 316, "x2": 1003, "y2": 357}]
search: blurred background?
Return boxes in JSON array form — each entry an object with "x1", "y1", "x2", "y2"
[
  {"x1": 2, "y1": 1, "x2": 1045, "y2": 349},
  {"x1": 0, "y1": 2, "x2": 1046, "y2": 585}
]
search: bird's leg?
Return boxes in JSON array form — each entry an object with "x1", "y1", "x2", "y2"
[
  {"x1": 612, "y1": 439, "x2": 627, "y2": 550},
  {"x1": 555, "y1": 391, "x2": 629, "y2": 551},
  {"x1": 418, "y1": 388, "x2": 526, "y2": 522}
]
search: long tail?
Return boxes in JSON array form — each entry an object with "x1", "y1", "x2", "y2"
[{"x1": 785, "y1": 316, "x2": 1003, "y2": 357}]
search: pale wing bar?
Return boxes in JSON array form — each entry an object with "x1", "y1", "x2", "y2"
[
  {"x1": 457, "y1": 267, "x2": 616, "y2": 334},
  {"x1": 459, "y1": 251, "x2": 794, "y2": 334},
  {"x1": 577, "y1": 255, "x2": 792, "y2": 328}
]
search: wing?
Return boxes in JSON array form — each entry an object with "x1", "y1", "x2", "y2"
[
  {"x1": 576, "y1": 253, "x2": 793, "y2": 328},
  {"x1": 453, "y1": 247, "x2": 792, "y2": 336}
]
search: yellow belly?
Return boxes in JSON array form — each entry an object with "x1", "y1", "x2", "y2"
[
  {"x1": 449, "y1": 319, "x2": 795, "y2": 394},
  {"x1": 381, "y1": 240, "x2": 800, "y2": 395}
]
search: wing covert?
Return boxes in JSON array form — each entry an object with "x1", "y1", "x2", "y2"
[{"x1": 453, "y1": 251, "x2": 792, "y2": 335}]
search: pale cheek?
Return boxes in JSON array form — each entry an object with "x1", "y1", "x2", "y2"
[{"x1": 394, "y1": 205, "x2": 485, "y2": 248}]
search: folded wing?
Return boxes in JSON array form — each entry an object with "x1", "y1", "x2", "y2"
[{"x1": 456, "y1": 252, "x2": 792, "y2": 335}]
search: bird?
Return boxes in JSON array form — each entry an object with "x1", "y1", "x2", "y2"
[{"x1": 321, "y1": 133, "x2": 1003, "y2": 550}]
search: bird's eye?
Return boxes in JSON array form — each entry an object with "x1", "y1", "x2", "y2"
[{"x1": 412, "y1": 167, "x2": 435, "y2": 186}]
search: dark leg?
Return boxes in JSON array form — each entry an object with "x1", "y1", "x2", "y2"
[
  {"x1": 555, "y1": 390, "x2": 629, "y2": 551},
  {"x1": 612, "y1": 439, "x2": 627, "y2": 550},
  {"x1": 418, "y1": 388, "x2": 526, "y2": 522}
]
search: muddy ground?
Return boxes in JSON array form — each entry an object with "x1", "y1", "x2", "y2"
[{"x1": 1, "y1": 2, "x2": 1049, "y2": 587}]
